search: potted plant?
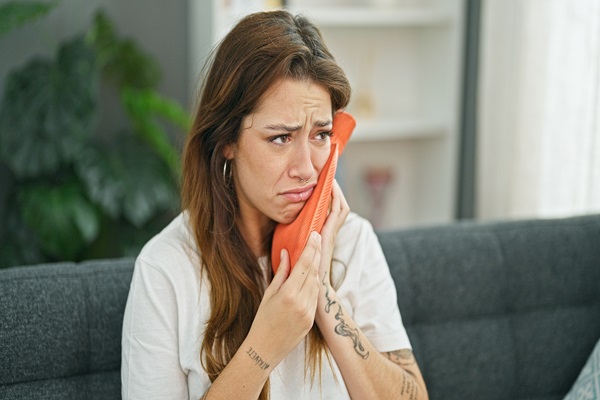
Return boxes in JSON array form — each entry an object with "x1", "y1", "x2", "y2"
[{"x1": 0, "y1": 2, "x2": 190, "y2": 268}]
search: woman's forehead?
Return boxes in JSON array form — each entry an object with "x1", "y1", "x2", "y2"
[{"x1": 252, "y1": 78, "x2": 332, "y2": 117}]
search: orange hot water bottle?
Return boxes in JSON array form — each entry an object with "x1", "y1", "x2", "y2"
[{"x1": 271, "y1": 112, "x2": 356, "y2": 273}]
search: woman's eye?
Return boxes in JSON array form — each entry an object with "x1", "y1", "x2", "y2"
[
  {"x1": 316, "y1": 131, "x2": 333, "y2": 141},
  {"x1": 269, "y1": 134, "x2": 291, "y2": 145}
]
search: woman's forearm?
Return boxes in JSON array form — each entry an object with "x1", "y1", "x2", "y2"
[
  {"x1": 201, "y1": 336, "x2": 273, "y2": 400},
  {"x1": 315, "y1": 276, "x2": 428, "y2": 400},
  {"x1": 202, "y1": 240, "x2": 323, "y2": 399}
]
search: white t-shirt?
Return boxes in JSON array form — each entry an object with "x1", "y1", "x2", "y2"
[{"x1": 121, "y1": 211, "x2": 411, "y2": 400}]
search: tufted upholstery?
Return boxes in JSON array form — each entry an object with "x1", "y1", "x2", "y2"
[
  {"x1": 379, "y1": 214, "x2": 600, "y2": 400},
  {"x1": 0, "y1": 258, "x2": 133, "y2": 399},
  {"x1": 1, "y1": 214, "x2": 599, "y2": 399}
]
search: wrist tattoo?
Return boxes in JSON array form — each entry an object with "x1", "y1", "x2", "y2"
[{"x1": 246, "y1": 347, "x2": 270, "y2": 370}]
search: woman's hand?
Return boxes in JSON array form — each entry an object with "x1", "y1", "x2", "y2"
[
  {"x1": 319, "y1": 180, "x2": 350, "y2": 283},
  {"x1": 227, "y1": 181, "x2": 348, "y2": 375},
  {"x1": 202, "y1": 233, "x2": 323, "y2": 399},
  {"x1": 243, "y1": 231, "x2": 322, "y2": 369}
]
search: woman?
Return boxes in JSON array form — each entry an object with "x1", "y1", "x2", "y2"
[{"x1": 121, "y1": 10, "x2": 428, "y2": 400}]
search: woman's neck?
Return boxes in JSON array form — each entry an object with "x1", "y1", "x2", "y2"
[{"x1": 236, "y1": 213, "x2": 272, "y2": 259}]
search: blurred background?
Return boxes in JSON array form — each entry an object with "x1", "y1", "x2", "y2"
[{"x1": 1, "y1": 0, "x2": 599, "y2": 268}]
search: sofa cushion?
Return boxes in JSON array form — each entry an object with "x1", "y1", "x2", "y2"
[
  {"x1": 0, "y1": 372, "x2": 120, "y2": 400},
  {"x1": 377, "y1": 214, "x2": 600, "y2": 400},
  {"x1": 0, "y1": 258, "x2": 134, "y2": 398}
]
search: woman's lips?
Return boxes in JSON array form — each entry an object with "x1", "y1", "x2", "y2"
[{"x1": 281, "y1": 185, "x2": 315, "y2": 203}]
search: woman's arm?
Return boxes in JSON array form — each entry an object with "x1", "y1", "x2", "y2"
[
  {"x1": 198, "y1": 338, "x2": 272, "y2": 400},
  {"x1": 315, "y1": 280, "x2": 428, "y2": 400},
  {"x1": 201, "y1": 232, "x2": 323, "y2": 399},
  {"x1": 316, "y1": 181, "x2": 428, "y2": 399}
]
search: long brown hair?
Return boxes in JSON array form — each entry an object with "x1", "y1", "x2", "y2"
[{"x1": 181, "y1": 10, "x2": 351, "y2": 399}]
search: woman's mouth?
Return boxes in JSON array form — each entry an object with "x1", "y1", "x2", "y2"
[{"x1": 281, "y1": 185, "x2": 315, "y2": 203}]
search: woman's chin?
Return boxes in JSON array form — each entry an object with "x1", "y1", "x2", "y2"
[{"x1": 275, "y1": 207, "x2": 303, "y2": 225}]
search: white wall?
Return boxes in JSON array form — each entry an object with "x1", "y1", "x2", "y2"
[{"x1": 0, "y1": 0, "x2": 190, "y2": 107}]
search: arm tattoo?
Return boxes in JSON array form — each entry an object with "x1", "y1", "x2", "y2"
[
  {"x1": 322, "y1": 272, "x2": 370, "y2": 359},
  {"x1": 385, "y1": 349, "x2": 416, "y2": 367},
  {"x1": 246, "y1": 347, "x2": 270, "y2": 370},
  {"x1": 322, "y1": 272, "x2": 337, "y2": 313},
  {"x1": 399, "y1": 368, "x2": 419, "y2": 400},
  {"x1": 387, "y1": 350, "x2": 420, "y2": 400},
  {"x1": 334, "y1": 306, "x2": 370, "y2": 359}
]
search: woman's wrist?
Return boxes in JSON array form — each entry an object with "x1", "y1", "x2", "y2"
[
  {"x1": 316, "y1": 274, "x2": 337, "y2": 322},
  {"x1": 241, "y1": 327, "x2": 282, "y2": 375},
  {"x1": 203, "y1": 335, "x2": 273, "y2": 400}
]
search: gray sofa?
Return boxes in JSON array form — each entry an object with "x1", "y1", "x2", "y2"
[{"x1": 1, "y1": 214, "x2": 599, "y2": 399}]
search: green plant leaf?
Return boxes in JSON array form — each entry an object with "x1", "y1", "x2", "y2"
[
  {"x1": 121, "y1": 87, "x2": 188, "y2": 176},
  {"x1": 118, "y1": 139, "x2": 179, "y2": 227},
  {"x1": 0, "y1": 202, "x2": 45, "y2": 269},
  {"x1": 0, "y1": 1, "x2": 58, "y2": 38},
  {"x1": 87, "y1": 10, "x2": 160, "y2": 90},
  {"x1": 75, "y1": 138, "x2": 179, "y2": 227},
  {"x1": 19, "y1": 181, "x2": 100, "y2": 260},
  {"x1": 0, "y1": 35, "x2": 98, "y2": 179},
  {"x1": 73, "y1": 144, "x2": 124, "y2": 218}
]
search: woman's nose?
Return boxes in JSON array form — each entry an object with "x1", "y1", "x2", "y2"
[{"x1": 289, "y1": 141, "x2": 314, "y2": 181}]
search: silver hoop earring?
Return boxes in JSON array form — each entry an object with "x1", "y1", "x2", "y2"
[{"x1": 223, "y1": 159, "x2": 232, "y2": 181}]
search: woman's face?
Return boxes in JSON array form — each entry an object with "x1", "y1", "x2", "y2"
[{"x1": 227, "y1": 78, "x2": 333, "y2": 228}]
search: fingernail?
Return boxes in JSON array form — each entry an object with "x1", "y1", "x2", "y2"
[{"x1": 310, "y1": 231, "x2": 321, "y2": 242}]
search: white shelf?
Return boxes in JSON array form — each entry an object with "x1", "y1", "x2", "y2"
[
  {"x1": 287, "y1": 6, "x2": 454, "y2": 27},
  {"x1": 221, "y1": 6, "x2": 454, "y2": 32},
  {"x1": 349, "y1": 118, "x2": 447, "y2": 142}
]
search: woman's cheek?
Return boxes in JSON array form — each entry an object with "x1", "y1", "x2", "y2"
[{"x1": 315, "y1": 146, "x2": 332, "y2": 174}]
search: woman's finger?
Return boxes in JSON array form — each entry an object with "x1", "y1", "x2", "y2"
[
  {"x1": 332, "y1": 180, "x2": 349, "y2": 214},
  {"x1": 269, "y1": 249, "x2": 290, "y2": 292},
  {"x1": 283, "y1": 231, "x2": 321, "y2": 293},
  {"x1": 322, "y1": 180, "x2": 348, "y2": 237}
]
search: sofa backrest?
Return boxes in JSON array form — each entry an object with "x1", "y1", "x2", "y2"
[
  {"x1": 378, "y1": 214, "x2": 600, "y2": 400},
  {"x1": 0, "y1": 258, "x2": 134, "y2": 400},
  {"x1": 1, "y1": 215, "x2": 599, "y2": 400}
]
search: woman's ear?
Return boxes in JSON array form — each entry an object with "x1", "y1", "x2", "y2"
[{"x1": 223, "y1": 144, "x2": 235, "y2": 160}]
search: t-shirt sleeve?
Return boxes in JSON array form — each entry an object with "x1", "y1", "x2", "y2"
[
  {"x1": 121, "y1": 257, "x2": 188, "y2": 400},
  {"x1": 334, "y1": 215, "x2": 412, "y2": 353}
]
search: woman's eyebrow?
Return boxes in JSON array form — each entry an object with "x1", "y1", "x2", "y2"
[
  {"x1": 264, "y1": 123, "x2": 303, "y2": 132},
  {"x1": 315, "y1": 119, "x2": 333, "y2": 128},
  {"x1": 264, "y1": 120, "x2": 332, "y2": 132}
]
